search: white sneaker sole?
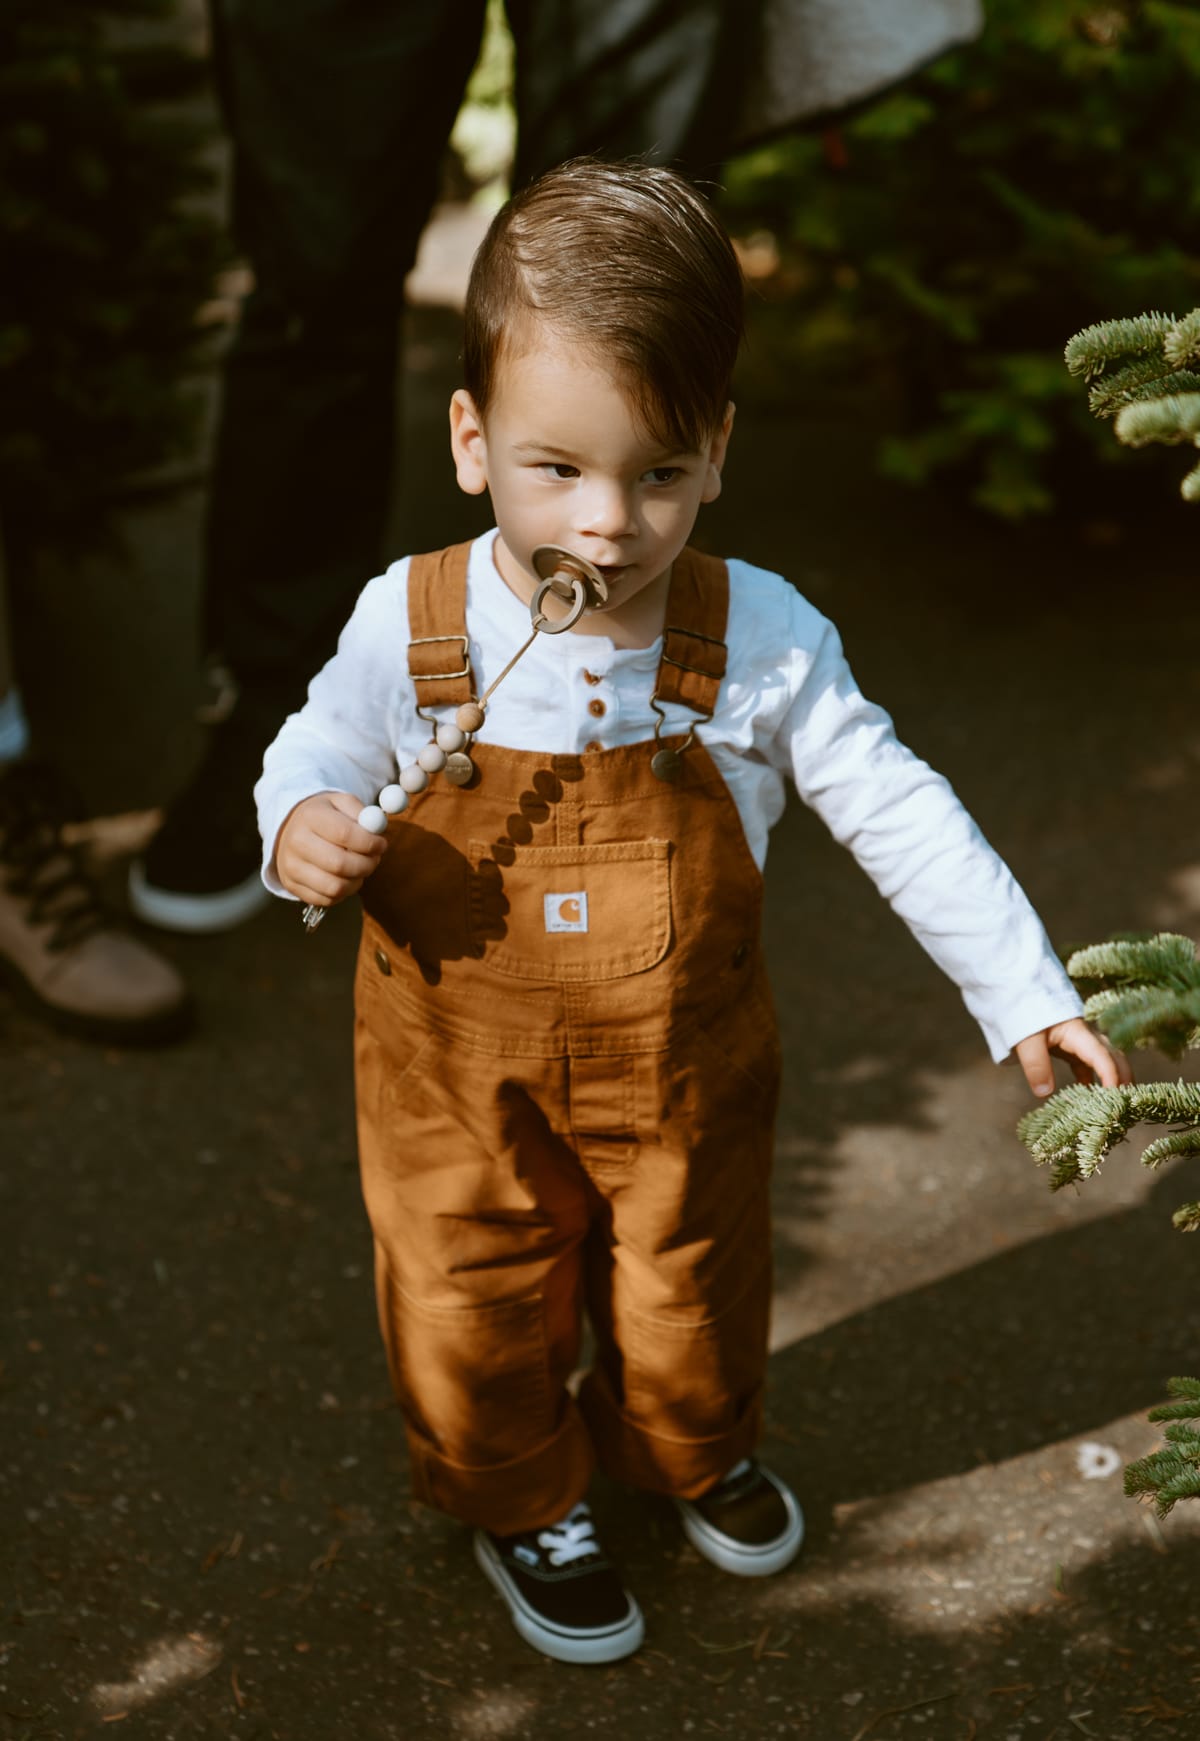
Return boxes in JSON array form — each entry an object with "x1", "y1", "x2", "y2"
[
  {"x1": 128, "y1": 860, "x2": 271, "y2": 934},
  {"x1": 675, "y1": 1476, "x2": 805, "y2": 1577},
  {"x1": 473, "y1": 1531, "x2": 645, "y2": 1665}
]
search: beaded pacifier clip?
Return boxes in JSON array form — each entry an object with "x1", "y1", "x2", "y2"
[{"x1": 300, "y1": 545, "x2": 607, "y2": 933}]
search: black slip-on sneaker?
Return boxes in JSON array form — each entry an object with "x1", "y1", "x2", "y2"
[
  {"x1": 474, "y1": 1501, "x2": 644, "y2": 1664},
  {"x1": 675, "y1": 1458, "x2": 804, "y2": 1577}
]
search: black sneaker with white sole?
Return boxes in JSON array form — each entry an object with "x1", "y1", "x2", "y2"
[
  {"x1": 129, "y1": 699, "x2": 279, "y2": 934},
  {"x1": 675, "y1": 1459, "x2": 804, "y2": 1577},
  {"x1": 474, "y1": 1502, "x2": 644, "y2": 1664}
]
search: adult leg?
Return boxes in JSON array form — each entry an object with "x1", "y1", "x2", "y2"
[
  {"x1": 132, "y1": 0, "x2": 486, "y2": 930},
  {"x1": 507, "y1": 0, "x2": 750, "y2": 185},
  {"x1": 0, "y1": 529, "x2": 189, "y2": 1041}
]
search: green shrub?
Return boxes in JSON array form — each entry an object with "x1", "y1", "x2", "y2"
[{"x1": 720, "y1": 0, "x2": 1200, "y2": 517}]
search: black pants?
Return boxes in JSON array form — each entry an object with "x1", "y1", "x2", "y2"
[{"x1": 205, "y1": 0, "x2": 745, "y2": 712}]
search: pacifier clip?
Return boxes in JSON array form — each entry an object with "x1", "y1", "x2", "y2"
[{"x1": 301, "y1": 543, "x2": 709, "y2": 933}]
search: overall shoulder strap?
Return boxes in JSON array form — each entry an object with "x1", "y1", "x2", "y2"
[
  {"x1": 406, "y1": 541, "x2": 476, "y2": 707},
  {"x1": 652, "y1": 547, "x2": 729, "y2": 718}
]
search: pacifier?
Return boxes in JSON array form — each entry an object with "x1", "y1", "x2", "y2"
[{"x1": 528, "y1": 545, "x2": 610, "y2": 634}]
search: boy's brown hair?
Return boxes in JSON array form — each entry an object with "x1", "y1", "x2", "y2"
[{"x1": 463, "y1": 158, "x2": 744, "y2": 453}]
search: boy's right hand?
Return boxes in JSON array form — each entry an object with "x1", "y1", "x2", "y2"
[{"x1": 274, "y1": 791, "x2": 389, "y2": 911}]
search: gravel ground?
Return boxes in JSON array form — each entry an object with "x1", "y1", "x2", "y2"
[{"x1": 4, "y1": 221, "x2": 1200, "y2": 1741}]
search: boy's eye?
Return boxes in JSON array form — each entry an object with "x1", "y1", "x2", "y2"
[
  {"x1": 540, "y1": 462, "x2": 579, "y2": 479},
  {"x1": 644, "y1": 466, "x2": 682, "y2": 485}
]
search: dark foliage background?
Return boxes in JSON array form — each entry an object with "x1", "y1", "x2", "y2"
[{"x1": 719, "y1": 0, "x2": 1200, "y2": 516}]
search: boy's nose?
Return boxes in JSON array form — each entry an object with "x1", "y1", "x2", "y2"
[{"x1": 575, "y1": 481, "x2": 636, "y2": 542}]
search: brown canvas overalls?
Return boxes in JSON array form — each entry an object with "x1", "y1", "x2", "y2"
[{"x1": 355, "y1": 542, "x2": 781, "y2": 1535}]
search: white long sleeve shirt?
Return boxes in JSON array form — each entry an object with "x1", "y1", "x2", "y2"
[{"x1": 256, "y1": 529, "x2": 1082, "y2": 1061}]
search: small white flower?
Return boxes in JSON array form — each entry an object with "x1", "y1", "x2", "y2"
[{"x1": 1076, "y1": 1440, "x2": 1121, "y2": 1480}]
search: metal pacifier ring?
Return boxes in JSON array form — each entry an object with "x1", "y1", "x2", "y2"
[
  {"x1": 529, "y1": 573, "x2": 589, "y2": 633},
  {"x1": 529, "y1": 545, "x2": 610, "y2": 634}
]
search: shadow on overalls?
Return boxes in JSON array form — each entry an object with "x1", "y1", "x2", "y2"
[{"x1": 364, "y1": 760, "x2": 585, "y2": 985}]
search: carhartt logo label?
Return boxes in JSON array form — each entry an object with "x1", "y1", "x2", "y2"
[{"x1": 544, "y1": 891, "x2": 588, "y2": 934}]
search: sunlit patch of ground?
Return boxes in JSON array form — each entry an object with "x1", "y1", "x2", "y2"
[
  {"x1": 447, "y1": 1687, "x2": 541, "y2": 1737},
  {"x1": 90, "y1": 1631, "x2": 221, "y2": 1718}
]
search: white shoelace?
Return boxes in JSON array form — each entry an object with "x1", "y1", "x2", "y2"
[{"x1": 536, "y1": 1503, "x2": 601, "y2": 1568}]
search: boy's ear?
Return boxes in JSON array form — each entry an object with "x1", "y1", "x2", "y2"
[
  {"x1": 700, "y1": 401, "x2": 735, "y2": 504},
  {"x1": 449, "y1": 389, "x2": 489, "y2": 496}
]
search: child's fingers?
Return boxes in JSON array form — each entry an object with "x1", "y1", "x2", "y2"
[
  {"x1": 1046, "y1": 1017, "x2": 1124, "y2": 1088},
  {"x1": 315, "y1": 795, "x2": 391, "y2": 855},
  {"x1": 298, "y1": 828, "x2": 383, "y2": 883},
  {"x1": 1059, "y1": 1028, "x2": 1132, "y2": 1088},
  {"x1": 1013, "y1": 1031, "x2": 1055, "y2": 1099},
  {"x1": 1016, "y1": 1018, "x2": 1133, "y2": 1095},
  {"x1": 275, "y1": 792, "x2": 390, "y2": 906}
]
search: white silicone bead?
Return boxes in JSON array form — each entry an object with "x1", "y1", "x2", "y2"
[
  {"x1": 435, "y1": 723, "x2": 467, "y2": 753},
  {"x1": 399, "y1": 764, "x2": 429, "y2": 794},
  {"x1": 358, "y1": 804, "x2": 388, "y2": 835},
  {"x1": 417, "y1": 742, "x2": 447, "y2": 773},
  {"x1": 378, "y1": 784, "x2": 409, "y2": 814}
]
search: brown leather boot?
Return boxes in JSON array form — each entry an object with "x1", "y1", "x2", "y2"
[{"x1": 0, "y1": 761, "x2": 192, "y2": 1043}]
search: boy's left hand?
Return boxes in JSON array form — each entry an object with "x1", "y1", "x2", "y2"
[{"x1": 1014, "y1": 1017, "x2": 1133, "y2": 1099}]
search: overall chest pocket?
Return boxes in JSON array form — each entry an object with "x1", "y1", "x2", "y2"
[{"x1": 468, "y1": 839, "x2": 672, "y2": 982}]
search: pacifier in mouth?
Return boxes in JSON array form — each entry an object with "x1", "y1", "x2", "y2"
[{"x1": 529, "y1": 545, "x2": 610, "y2": 634}]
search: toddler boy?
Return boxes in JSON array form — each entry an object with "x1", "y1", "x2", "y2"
[{"x1": 257, "y1": 159, "x2": 1126, "y2": 1665}]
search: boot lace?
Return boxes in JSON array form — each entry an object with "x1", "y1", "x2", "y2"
[
  {"x1": 536, "y1": 1504, "x2": 602, "y2": 1568},
  {"x1": 0, "y1": 763, "x2": 109, "y2": 951}
]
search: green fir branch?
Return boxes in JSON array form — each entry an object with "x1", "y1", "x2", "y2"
[
  {"x1": 1018, "y1": 1080, "x2": 1200, "y2": 1187},
  {"x1": 1064, "y1": 313, "x2": 1177, "y2": 380},
  {"x1": 1124, "y1": 1380, "x2": 1200, "y2": 1516},
  {"x1": 1066, "y1": 933, "x2": 1199, "y2": 989},
  {"x1": 1164, "y1": 308, "x2": 1200, "y2": 370},
  {"x1": 1089, "y1": 361, "x2": 1200, "y2": 420},
  {"x1": 1125, "y1": 1449, "x2": 1200, "y2": 1516},
  {"x1": 1155, "y1": 1467, "x2": 1200, "y2": 1511},
  {"x1": 1087, "y1": 987, "x2": 1200, "y2": 1056},
  {"x1": 1172, "y1": 1200, "x2": 1200, "y2": 1232},
  {"x1": 1141, "y1": 1131, "x2": 1200, "y2": 1169},
  {"x1": 1153, "y1": 1377, "x2": 1200, "y2": 1406},
  {"x1": 1113, "y1": 393, "x2": 1200, "y2": 446},
  {"x1": 1147, "y1": 1400, "x2": 1200, "y2": 1427}
]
